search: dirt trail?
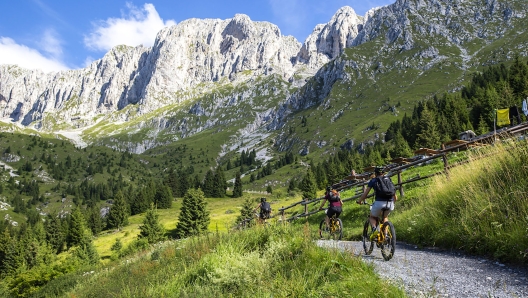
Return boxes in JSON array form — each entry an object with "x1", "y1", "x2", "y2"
[{"x1": 317, "y1": 240, "x2": 528, "y2": 297}]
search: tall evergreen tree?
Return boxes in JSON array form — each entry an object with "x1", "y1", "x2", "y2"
[
  {"x1": 107, "y1": 191, "x2": 129, "y2": 230},
  {"x1": 202, "y1": 169, "x2": 215, "y2": 197},
  {"x1": 67, "y1": 207, "x2": 87, "y2": 248},
  {"x1": 212, "y1": 167, "x2": 226, "y2": 198},
  {"x1": 86, "y1": 205, "x2": 103, "y2": 236},
  {"x1": 154, "y1": 183, "x2": 173, "y2": 209},
  {"x1": 44, "y1": 214, "x2": 66, "y2": 254},
  {"x1": 390, "y1": 132, "x2": 413, "y2": 158},
  {"x1": 175, "y1": 188, "x2": 210, "y2": 239},
  {"x1": 138, "y1": 204, "x2": 166, "y2": 244},
  {"x1": 299, "y1": 168, "x2": 317, "y2": 200},
  {"x1": 287, "y1": 178, "x2": 296, "y2": 192},
  {"x1": 415, "y1": 106, "x2": 441, "y2": 149},
  {"x1": 130, "y1": 187, "x2": 150, "y2": 215},
  {"x1": 232, "y1": 171, "x2": 243, "y2": 198}
]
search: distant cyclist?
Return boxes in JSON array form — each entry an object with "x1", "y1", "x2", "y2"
[
  {"x1": 357, "y1": 166, "x2": 397, "y2": 239},
  {"x1": 319, "y1": 186, "x2": 343, "y2": 231},
  {"x1": 254, "y1": 197, "x2": 272, "y2": 224}
]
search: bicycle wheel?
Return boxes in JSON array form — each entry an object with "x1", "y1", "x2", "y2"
[
  {"x1": 331, "y1": 218, "x2": 343, "y2": 241},
  {"x1": 319, "y1": 219, "x2": 328, "y2": 239},
  {"x1": 380, "y1": 221, "x2": 396, "y2": 261},
  {"x1": 362, "y1": 220, "x2": 374, "y2": 255}
]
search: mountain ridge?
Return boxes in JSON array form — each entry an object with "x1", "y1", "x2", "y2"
[{"x1": 1, "y1": 0, "x2": 527, "y2": 159}]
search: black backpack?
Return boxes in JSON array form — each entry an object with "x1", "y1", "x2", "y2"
[
  {"x1": 374, "y1": 176, "x2": 396, "y2": 200},
  {"x1": 261, "y1": 201, "x2": 271, "y2": 213},
  {"x1": 328, "y1": 190, "x2": 340, "y2": 202}
]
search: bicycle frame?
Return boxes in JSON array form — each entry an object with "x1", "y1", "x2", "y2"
[{"x1": 361, "y1": 202, "x2": 396, "y2": 261}]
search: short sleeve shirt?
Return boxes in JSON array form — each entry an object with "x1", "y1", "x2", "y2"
[{"x1": 368, "y1": 177, "x2": 389, "y2": 201}]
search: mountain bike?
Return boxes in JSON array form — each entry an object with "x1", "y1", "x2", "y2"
[
  {"x1": 319, "y1": 212, "x2": 343, "y2": 240},
  {"x1": 361, "y1": 202, "x2": 396, "y2": 261}
]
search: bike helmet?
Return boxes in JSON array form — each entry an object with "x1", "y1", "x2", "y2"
[
  {"x1": 261, "y1": 197, "x2": 266, "y2": 202},
  {"x1": 374, "y1": 166, "x2": 385, "y2": 175}
]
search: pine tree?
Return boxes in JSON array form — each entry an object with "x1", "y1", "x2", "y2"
[
  {"x1": 138, "y1": 204, "x2": 166, "y2": 244},
  {"x1": 235, "y1": 198, "x2": 254, "y2": 225},
  {"x1": 73, "y1": 232, "x2": 99, "y2": 265},
  {"x1": 68, "y1": 207, "x2": 87, "y2": 248},
  {"x1": 202, "y1": 169, "x2": 215, "y2": 197},
  {"x1": 175, "y1": 188, "x2": 210, "y2": 239},
  {"x1": 107, "y1": 191, "x2": 129, "y2": 230},
  {"x1": 266, "y1": 185, "x2": 273, "y2": 194},
  {"x1": 287, "y1": 179, "x2": 296, "y2": 192},
  {"x1": 476, "y1": 115, "x2": 490, "y2": 136},
  {"x1": 232, "y1": 171, "x2": 243, "y2": 198},
  {"x1": 299, "y1": 169, "x2": 317, "y2": 200},
  {"x1": 86, "y1": 205, "x2": 103, "y2": 236},
  {"x1": 212, "y1": 167, "x2": 226, "y2": 198},
  {"x1": 415, "y1": 106, "x2": 441, "y2": 149},
  {"x1": 45, "y1": 214, "x2": 66, "y2": 254},
  {"x1": 177, "y1": 170, "x2": 190, "y2": 197},
  {"x1": 391, "y1": 132, "x2": 413, "y2": 158},
  {"x1": 154, "y1": 183, "x2": 173, "y2": 209}
]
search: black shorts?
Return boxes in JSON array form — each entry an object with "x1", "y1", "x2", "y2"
[
  {"x1": 325, "y1": 206, "x2": 342, "y2": 218},
  {"x1": 259, "y1": 212, "x2": 270, "y2": 219}
]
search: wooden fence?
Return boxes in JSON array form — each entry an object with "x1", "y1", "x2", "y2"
[{"x1": 274, "y1": 121, "x2": 528, "y2": 222}]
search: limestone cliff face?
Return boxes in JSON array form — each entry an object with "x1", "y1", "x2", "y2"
[
  {"x1": 0, "y1": 0, "x2": 526, "y2": 154},
  {"x1": 0, "y1": 9, "x2": 363, "y2": 131}
]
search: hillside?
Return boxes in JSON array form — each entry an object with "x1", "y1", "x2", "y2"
[{"x1": 0, "y1": 0, "x2": 526, "y2": 177}]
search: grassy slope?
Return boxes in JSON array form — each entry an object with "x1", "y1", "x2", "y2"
[{"x1": 66, "y1": 225, "x2": 406, "y2": 297}]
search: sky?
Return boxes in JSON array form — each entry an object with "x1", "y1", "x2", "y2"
[{"x1": 0, "y1": 0, "x2": 395, "y2": 73}]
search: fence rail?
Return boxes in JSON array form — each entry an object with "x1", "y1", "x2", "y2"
[{"x1": 276, "y1": 123, "x2": 528, "y2": 222}]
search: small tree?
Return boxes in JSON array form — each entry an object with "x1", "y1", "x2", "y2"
[
  {"x1": 138, "y1": 205, "x2": 166, "y2": 244},
  {"x1": 107, "y1": 191, "x2": 129, "y2": 230},
  {"x1": 175, "y1": 188, "x2": 210, "y2": 239},
  {"x1": 266, "y1": 185, "x2": 273, "y2": 194},
  {"x1": 236, "y1": 198, "x2": 254, "y2": 225}
]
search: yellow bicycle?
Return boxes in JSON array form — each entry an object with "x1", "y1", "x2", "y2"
[
  {"x1": 319, "y1": 213, "x2": 343, "y2": 240},
  {"x1": 361, "y1": 203, "x2": 396, "y2": 261}
]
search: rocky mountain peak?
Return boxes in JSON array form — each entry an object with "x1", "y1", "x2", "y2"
[
  {"x1": 223, "y1": 14, "x2": 260, "y2": 40},
  {"x1": 296, "y1": 6, "x2": 364, "y2": 69}
]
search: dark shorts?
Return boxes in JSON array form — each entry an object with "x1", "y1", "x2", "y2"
[
  {"x1": 325, "y1": 206, "x2": 342, "y2": 218},
  {"x1": 259, "y1": 211, "x2": 270, "y2": 219}
]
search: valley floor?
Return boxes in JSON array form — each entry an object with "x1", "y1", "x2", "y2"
[{"x1": 317, "y1": 240, "x2": 528, "y2": 297}]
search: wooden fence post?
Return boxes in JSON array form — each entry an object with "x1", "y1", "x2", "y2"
[
  {"x1": 441, "y1": 145, "x2": 449, "y2": 178},
  {"x1": 397, "y1": 170, "x2": 404, "y2": 198}
]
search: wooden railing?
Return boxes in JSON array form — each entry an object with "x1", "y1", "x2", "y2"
[{"x1": 274, "y1": 122, "x2": 528, "y2": 222}]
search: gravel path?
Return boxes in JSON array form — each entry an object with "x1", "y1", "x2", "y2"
[{"x1": 317, "y1": 240, "x2": 528, "y2": 297}]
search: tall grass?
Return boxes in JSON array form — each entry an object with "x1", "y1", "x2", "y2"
[
  {"x1": 59, "y1": 224, "x2": 405, "y2": 297},
  {"x1": 393, "y1": 139, "x2": 528, "y2": 264}
]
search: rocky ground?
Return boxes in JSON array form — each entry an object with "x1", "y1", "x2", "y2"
[{"x1": 317, "y1": 240, "x2": 528, "y2": 297}]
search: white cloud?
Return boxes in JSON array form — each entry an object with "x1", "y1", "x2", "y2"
[
  {"x1": 0, "y1": 37, "x2": 69, "y2": 73},
  {"x1": 39, "y1": 29, "x2": 63, "y2": 58},
  {"x1": 84, "y1": 3, "x2": 176, "y2": 52}
]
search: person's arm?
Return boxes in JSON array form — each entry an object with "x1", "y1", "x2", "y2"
[
  {"x1": 254, "y1": 203, "x2": 261, "y2": 212},
  {"x1": 319, "y1": 198, "x2": 327, "y2": 210},
  {"x1": 357, "y1": 187, "x2": 372, "y2": 204}
]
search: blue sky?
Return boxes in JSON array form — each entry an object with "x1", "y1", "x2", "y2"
[{"x1": 0, "y1": 0, "x2": 394, "y2": 72}]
